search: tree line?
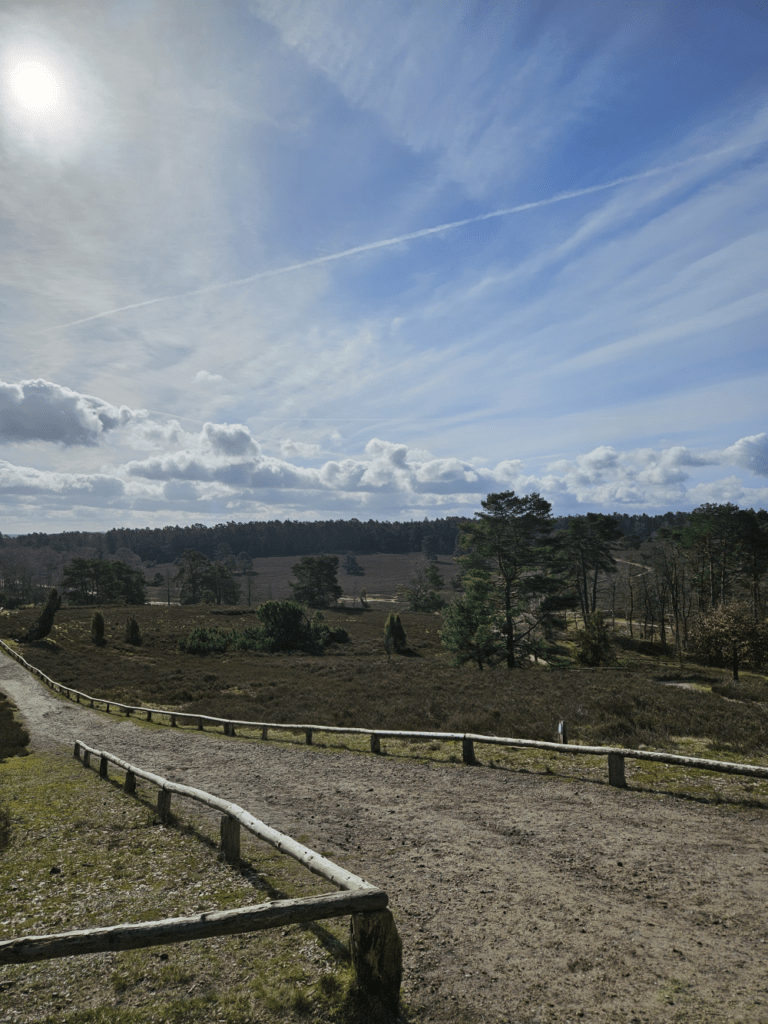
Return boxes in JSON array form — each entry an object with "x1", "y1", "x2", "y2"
[
  {"x1": 0, "y1": 509, "x2": 693, "y2": 568},
  {"x1": 438, "y1": 495, "x2": 768, "y2": 679}
]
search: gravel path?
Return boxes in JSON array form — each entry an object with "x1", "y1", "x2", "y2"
[{"x1": 2, "y1": 652, "x2": 768, "y2": 1024}]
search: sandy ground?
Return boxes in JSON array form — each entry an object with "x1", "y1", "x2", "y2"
[{"x1": 2, "y1": 652, "x2": 767, "y2": 1024}]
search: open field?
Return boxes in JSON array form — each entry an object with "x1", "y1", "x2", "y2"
[
  {"x1": 3, "y1": 578, "x2": 768, "y2": 1023},
  {"x1": 3, "y1": 600, "x2": 768, "y2": 759}
]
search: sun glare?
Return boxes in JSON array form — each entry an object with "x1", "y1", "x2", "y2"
[{"x1": 10, "y1": 60, "x2": 59, "y2": 111}]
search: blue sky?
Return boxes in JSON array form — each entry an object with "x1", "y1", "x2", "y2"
[{"x1": 1, "y1": 0, "x2": 766, "y2": 534}]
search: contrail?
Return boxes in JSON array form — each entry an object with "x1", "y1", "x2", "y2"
[{"x1": 44, "y1": 141, "x2": 755, "y2": 332}]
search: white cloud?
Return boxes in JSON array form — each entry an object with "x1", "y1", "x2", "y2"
[
  {"x1": 281, "y1": 439, "x2": 322, "y2": 458},
  {"x1": 0, "y1": 378, "x2": 138, "y2": 445},
  {"x1": 193, "y1": 370, "x2": 223, "y2": 383},
  {"x1": 718, "y1": 433, "x2": 768, "y2": 477}
]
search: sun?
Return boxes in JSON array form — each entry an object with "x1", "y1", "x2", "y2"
[{"x1": 10, "y1": 60, "x2": 59, "y2": 112}]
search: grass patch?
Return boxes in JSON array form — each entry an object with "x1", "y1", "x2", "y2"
[{"x1": 0, "y1": 750, "x2": 355, "y2": 1022}]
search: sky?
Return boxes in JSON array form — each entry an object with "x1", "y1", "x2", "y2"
[{"x1": 1, "y1": 0, "x2": 767, "y2": 535}]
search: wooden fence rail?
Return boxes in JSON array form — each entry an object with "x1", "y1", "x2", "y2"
[
  {"x1": 3, "y1": 638, "x2": 768, "y2": 789},
  {"x1": 0, "y1": 742, "x2": 402, "y2": 1014}
]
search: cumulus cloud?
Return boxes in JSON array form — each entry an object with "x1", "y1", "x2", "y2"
[
  {"x1": 281, "y1": 439, "x2": 322, "y2": 458},
  {"x1": 0, "y1": 379, "x2": 138, "y2": 446},
  {"x1": 719, "y1": 433, "x2": 768, "y2": 476},
  {"x1": 193, "y1": 370, "x2": 223, "y2": 383},
  {"x1": 0, "y1": 387, "x2": 766, "y2": 529}
]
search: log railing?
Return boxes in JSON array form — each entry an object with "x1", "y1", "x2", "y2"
[
  {"x1": 0, "y1": 742, "x2": 402, "y2": 1014},
  {"x1": 3, "y1": 638, "x2": 768, "y2": 789}
]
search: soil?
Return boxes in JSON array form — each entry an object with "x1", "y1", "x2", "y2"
[{"x1": 2, "y1": 652, "x2": 768, "y2": 1024}]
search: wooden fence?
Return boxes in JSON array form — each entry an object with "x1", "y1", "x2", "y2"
[
  {"x1": 0, "y1": 741, "x2": 402, "y2": 1014},
  {"x1": 3, "y1": 638, "x2": 768, "y2": 790}
]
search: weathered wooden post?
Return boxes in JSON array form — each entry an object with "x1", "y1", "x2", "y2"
[
  {"x1": 146, "y1": 710, "x2": 152, "y2": 722},
  {"x1": 99, "y1": 755, "x2": 109, "y2": 779},
  {"x1": 608, "y1": 753, "x2": 626, "y2": 788},
  {"x1": 170, "y1": 714, "x2": 177, "y2": 728},
  {"x1": 89, "y1": 699, "x2": 94, "y2": 708},
  {"x1": 83, "y1": 749, "x2": 91, "y2": 768},
  {"x1": 348, "y1": 910, "x2": 402, "y2": 1017},
  {"x1": 157, "y1": 789, "x2": 172, "y2": 823},
  {"x1": 124, "y1": 771, "x2": 137, "y2": 795},
  {"x1": 198, "y1": 718, "x2": 203, "y2": 731},
  {"x1": 370, "y1": 733, "x2": 381, "y2": 754},
  {"x1": 220, "y1": 815, "x2": 240, "y2": 864},
  {"x1": 557, "y1": 720, "x2": 568, "y2": 745},
  {"x1": 73, "y1": 742, "x2": 80, "y2": 760},
  {"x1": 105, "y1": 703, "x2": 110, "y2": 714},
  {"x1": 305, "y1": 729, "x2": 313, "y2": 746},
  {"x1": 261, "y1": 726, "x2": 268, "y2": 741},
  {"x1": 76, "y1": 693, "x2": 80, "y2": 703},
  {"x1": 124, "y1": 706, "x2": 131, "y2": 716},
  {"x1": 462, "y1": 738, "x2": 476, "y2": 764}
]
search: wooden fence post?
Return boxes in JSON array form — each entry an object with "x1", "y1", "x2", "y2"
[
  {"x1": 157, "y1": 789, "x2": 172, "y2": 822},
  {"x1": 348, "y1": 910, "x2": 402, "y2": 1017},
  {"x1": 124, "y1": 771, "x2": 136, "y2": 795},
  {"x1": 220, "y1": 815, "x2": 241, "y2": 864},
  {"x1": 73, "y1": 742, "x2": 80, "y2": 760},
  {"x1": 170, "y1": 714, "x2": 177, "y2": 728},
  {"x1": 89, "y1": 699, "x2": 94, "y2": 708},
  {"x1": 462, "y1": 738, "x2": 476, "y2": 764},
  {"x1": 557, "y1": 720, "x2": 568, "y2": 745},
  {"x1": 105, "y1": 703, "x2": 110, "y2": 714},
  {"x1": 261, "y1": 726, "x2": 268, "y2": 740},
  {"x1": 198, "y1": 718, "x2": 203, "y2": 731},
  {"x1": 99, "y1": 756, "x2": 109, "y2": 779},
  {"x1": 608, "y1": 753, "x2": 626, "y2": 788},
  {"x1": 305, "y1": 729, "x2": 313, "y2": 745},
  {"x1": 146, "y1": 710, "x2": 152, "y2": 722},
  {"x1": 83, "y1": 750, "x2": 91, "y2": 768},
  {"x1": 370, "y1": 733, "x2": 381, "y2": 754}
]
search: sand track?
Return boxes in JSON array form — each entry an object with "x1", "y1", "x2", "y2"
[{"x1": 2, "y1": 652, "x2": 767, "y2": 1023}]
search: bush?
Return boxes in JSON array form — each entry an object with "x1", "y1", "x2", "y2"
[
  {"x1": 574, "y1": 613, "x2": 615, "y2": 666},
  {"x1": 384, "y1": 612, "x2": 407, "y2": 656},
  {"x1": 177, "y1": 627, "x2": 231, "y2": 655},
  {"x1": 125, "y1": 616, "x2": 141, "y2": 645},
  {"x1": 91, "y1": 611, "x2": 105, "y2": 645}
]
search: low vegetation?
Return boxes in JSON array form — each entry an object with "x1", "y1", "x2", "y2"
[
  {"x1": 3, "y1": 602, "x2": 768, "y2": 757},
  {"x1": 0, "y1": 751, "x2": 355, "y2": 1023}
]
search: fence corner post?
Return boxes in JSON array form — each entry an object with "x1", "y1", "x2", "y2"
[
  {"x1": 370, "y1": 733, "x2": 381, "y2": 755},
  {"x1": 348, "y1": 909, "x2": 402, "y2": 1018},
  {"x1": 608, "y1": 753, "x2": 626, "y2": 788},
  {"x1": 157, "y1": 789, "x2": 172, "y2": 822},
  {"x1": 462, "y1": 737, "x2": 476, "y2": 764},
  {"x1": 220, "y1": 814, "x2": 241, "y2": 864}
]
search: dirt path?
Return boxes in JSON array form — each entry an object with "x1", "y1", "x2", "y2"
[{"x1": 2, "y1": 653, "x2": 767, "y2": 1024}]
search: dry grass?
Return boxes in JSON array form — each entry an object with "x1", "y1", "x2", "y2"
[
  {"x1": 4, "y1": 598, "x2": 768, "y2": 758},
  {"x1": 0, "y1": 750, "x2": 356, "y2": 1023}
]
